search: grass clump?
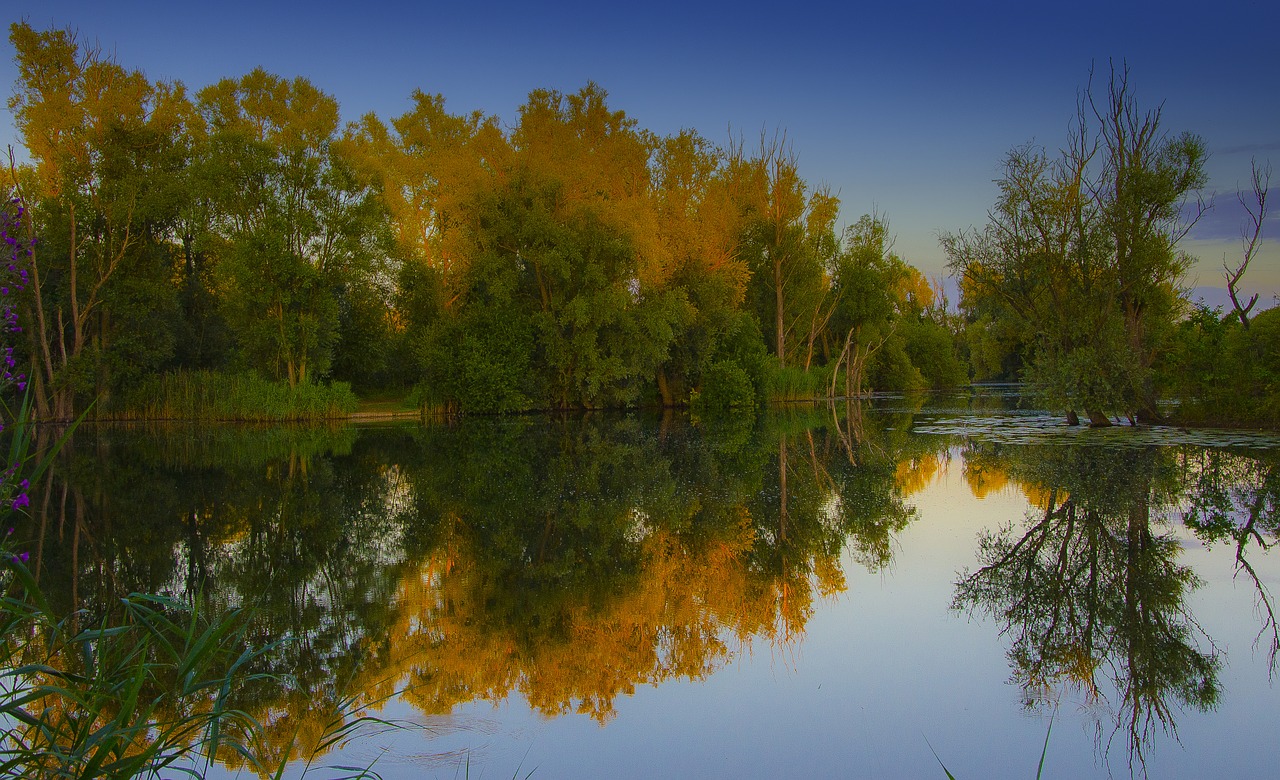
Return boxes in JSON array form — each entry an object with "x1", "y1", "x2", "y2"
[
  {"x1": 765, "y1": 362, "x2": 833, "y2": 403},
  {"x1": 120, "y1": 370, "x2": 358, "y2": 422}
]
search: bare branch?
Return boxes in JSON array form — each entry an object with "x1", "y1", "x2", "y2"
[{"x1": 1225, "y1": 158, "x2": 1270, "y2": 329}]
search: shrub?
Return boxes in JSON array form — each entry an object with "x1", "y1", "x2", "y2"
[{"x1": 692, "y1": 360, "x2": 756, "y2": 414}]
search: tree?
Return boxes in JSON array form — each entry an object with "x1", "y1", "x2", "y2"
[
  {"x1": 1223, "y1": 160, "x2": 1270, "y2": 330},
  {"x1": 827, "y1": 213, "x2": 907, "y2": 397},
  {"x1": 451, "y1": 174, "x2": 692, "y2": 410},
  {"x1": 7, "y1": 22, "x2": 193, "y2": 418},
  {"x1": 340, "y1": 90, "x2": 508, "y2": 308},
  {"x1": 196, "y1": 69, "x2": 387, "y2": 386},
  {"x1": 650, "y1": 129, "x2": 751, "y2": 405},
  {"x1": 733, "y1": 133, "x2": 835, "y2": 368},
  {"x1": 944, "y1": 65, "x2": 1206, "y2": 425}
]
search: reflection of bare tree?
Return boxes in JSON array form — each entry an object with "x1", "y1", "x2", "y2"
[
  {"x1": 829, "y1": 397, "x2": 884, "y2": 464},
  {"x1": 954, "y1": 445, "x2": 1219, "y2": 775},
  {"x1": 1181, "y1": 449, "x2": 1280, "y2": 673}
]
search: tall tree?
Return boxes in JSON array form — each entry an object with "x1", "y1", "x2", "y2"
[
  {"x1": 732, "y1": 133, "x2": 834, "y2": 368},
  {"x1": 827, "y1": 213, "x2": 909, "y2": 396},
  {"x1": 650, "y1": 129, "x2": 751, "y2": 405},
  {"x1": 341, "y1": 91, "x2": 508, "y2": 307},
  {"x1": 197, "y1": 69, "x2": 384, "y2": 386},
  {"x1": 7, "y1": 22, "x2": 188, "y2": 418},
  {"x1": 944, "y1": 65, "x2": 1205, "y2": 425}
]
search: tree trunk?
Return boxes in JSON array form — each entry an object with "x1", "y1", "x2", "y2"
[
  {"x1": 656, "y1": 369, "x2": 673, "y2": 407},
  {"x1": 774, "y1": 250, "x2": 785, "y2": 366}
]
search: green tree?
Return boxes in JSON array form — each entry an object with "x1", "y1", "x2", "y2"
[
  {"x1": 827, "y1": 213, "x2": 908, "y2": 396},
  {"x1": 7, "y1": 22, "x2": 191, "y2": 418},
  {"x1": 944, "y1": 66, "x2": 1205, "y2": 425},
  {"x1": 197, "y1": 69, "x2": 387, "y2": 387},
  {"x1": 452, "y1": 174, "x2": 692, "y2": 410},
  {"x1": 732, "y1": 133, "x2": 836, "y2": 369}
]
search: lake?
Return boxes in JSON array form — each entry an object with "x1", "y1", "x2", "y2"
[{"x1": 12, "y1": 391, "x2": 1280, "y2": 778}]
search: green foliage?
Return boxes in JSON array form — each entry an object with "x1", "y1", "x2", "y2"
[
  {"x1": 1163, "y1": 305, "x2": 1280, "y2": 427},
  {"x1": 0, "y1": 550, "x2": 401, "y2": 780},
  {"x1": 867, "y1": 336, "x2": 926, "y2": 392},
  {"x1": 691, "y1": 360, "x2": 756, "y2": 414},
  {"x1": 443, "y1": 175, "x2": 694, "y2": 411},
  {"x1": 822, "y1": 212, "x2": 967, "y2": 396},
  {"x1": 900, "y1": 317, "x2": 969, "y2": 389},
  {"x1": 963, "y1": 312, "x2": 1022, "y2": 382},
  {"x1": 765, "y1": 360, "x2": 833, "y2": 402},
  {"x1": 453, "y1": 304, "x2": 536, "y2": 413},
  {"x1": 708, "y1": 311, "x2": 770, "y2": 401},
  {"x1": 0, "y1": 570, "x2": 266, "y2": 779}
]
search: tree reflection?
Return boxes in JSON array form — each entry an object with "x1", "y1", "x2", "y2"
[
  {"x1": 1179, "y1": 448, "x2": 1280, "y2": 672},
  {"x1": 12, "y1": 410, "x2": 934, "y2": 770},
  {"x1": 953, "y1": 444, "x2": 1220, "y2": 773}
]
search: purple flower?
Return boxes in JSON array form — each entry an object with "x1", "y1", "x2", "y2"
[{"x1": 11, "y1": 493, "x2": 29, "y2": 510}]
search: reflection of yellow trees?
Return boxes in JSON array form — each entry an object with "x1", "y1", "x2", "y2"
[
  {"x1": 962, "y1": 449, "x2": 1064, "y2": 508},
  {"x1": 344, "y1": 506, "x2": 821, "y2": 727},
  {"x1": 962, "y1": 452, "x2": 1010, "y2": 499},
  {"x1": 19, "y1": 414, "x2": 940, "y2": 772},
  {"x1": 895, "y1": 453, "x2": 941, "y2": 496}
]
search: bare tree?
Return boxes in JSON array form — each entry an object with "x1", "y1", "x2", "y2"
[{"x1": 1224, "y1": 159, "x2": 1271, "y2": 330}]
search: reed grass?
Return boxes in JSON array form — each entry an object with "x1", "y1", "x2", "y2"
[
  {"x1": 928, "y1": 715, "x2": 1053, "y2": 779},
  {"x1": 119, "y1": 371, "x2": 358, "y2": 422},
  {"x1": 0, "y1": 560, "x2": 267, "y2": 778},
  {"x1": 0, "y1": 550, "x2": 403, "y2": 779},
  {"x1": 764, "y1": 363, "x2": 834, "y2": 403}
]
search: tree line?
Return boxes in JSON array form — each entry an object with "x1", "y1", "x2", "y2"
[
  {"x1": 5, "y1": 24, "x2": 1274, "y2": 426},
  {"x1": 3, "y1": 22, "x2": 964, "y2": 421}
]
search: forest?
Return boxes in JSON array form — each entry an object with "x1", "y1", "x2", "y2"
[{"x1": 3, "y1": 22, "x2": 1276, "y2": 427}]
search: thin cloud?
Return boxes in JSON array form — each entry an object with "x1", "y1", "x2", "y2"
[{"x1": 1214, "y1": 141, "x2": 1280, "y2": 155}]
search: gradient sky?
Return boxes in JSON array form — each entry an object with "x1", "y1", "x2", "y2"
[{"x1": 4, "y1": 0, "x2": 1278, "y2": 304}]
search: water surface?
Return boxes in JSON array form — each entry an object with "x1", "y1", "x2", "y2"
[{"x1": 14, "y1": 394, "x2": 1280, "y2": 778}]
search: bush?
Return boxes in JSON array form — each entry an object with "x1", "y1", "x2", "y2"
[
  {"x1": 692, "y1": 360, "x2": 756, "y2": 414},
  {"x1": 1163, "y1": 305, "x2": 1280, "y2": 427}
]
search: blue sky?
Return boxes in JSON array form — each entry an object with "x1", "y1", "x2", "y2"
[{"x1": 4, "y1": 0, "x2": 1277, "y2": 304}]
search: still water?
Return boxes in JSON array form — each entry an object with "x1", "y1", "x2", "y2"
[{"x1": 15, "y1": 393, "x2": 1280, "y2": 778}]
